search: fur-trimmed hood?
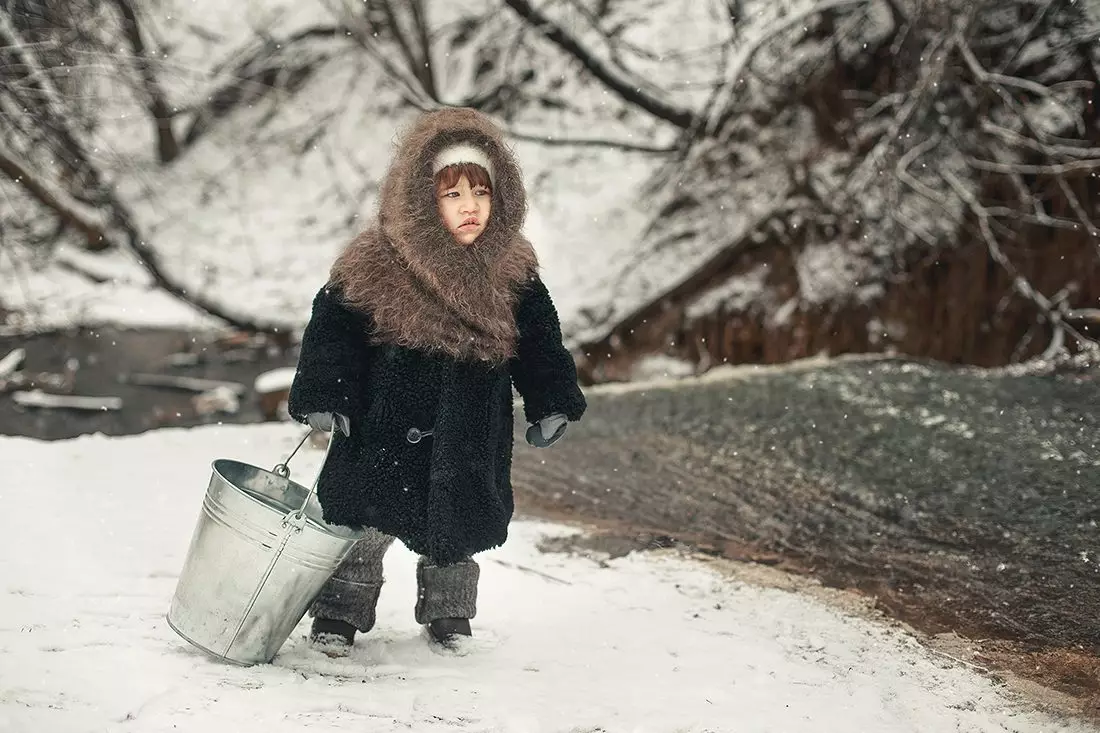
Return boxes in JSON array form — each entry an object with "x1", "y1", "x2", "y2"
[{"x1": 330, "y1": 107, "x2": 539, "y2": 363}]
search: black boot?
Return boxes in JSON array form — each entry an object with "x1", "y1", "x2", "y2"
[
  {"x1": 426, "y1": 617, "x2": 472, "y2": 646},
  {"x1": 309, "y1": 617, "x2": 356, "y2": 657}
]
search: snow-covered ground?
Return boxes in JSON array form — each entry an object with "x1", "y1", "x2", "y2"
[{"x1": 1, "y1": 423, "x2": 1093, "y2": 732}]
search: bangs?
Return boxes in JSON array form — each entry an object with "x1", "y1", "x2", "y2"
[{"x1": 435, "y1": 162, "x2": 492, "y2": 192}]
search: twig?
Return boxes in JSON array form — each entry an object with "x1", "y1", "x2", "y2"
[
  {"x1": 983, "y1": 208, "x2": 1090, "y2": 231},
  {"x1": 979, "y1": 120, "x2": 1100, "y2": 159},
  {"x1": 53, "y1": 257, "x2": 113, "y2": 284},
  {"x1": 958, "y1": 37, "x2": 1056, "y2": 99},
  {"x1": 1054, "y1": 175, "x2": 1100, "y2": 239},
  {"x1": 957, "y1": 31, "x2": 1081, "y2": 132},
  {"x1": 895, "y1": 133, "x2": 949, "y2": 209},
  {"x1": 966, "y1": 157, "x2": 1100, "y2": 176},
  {"x1": 1064, "y1": 308, "x2": 1100, "y2": 324},
  {"x1": 846, "y1": 31, "x2": 954, "y2": 194},
  {"x1": 408, "y1": 0, "x2": 438, "y2": 99},
  {"x1": 926, "y1": 646, "x2": 991, "y2": 675},
  {"x1": 890, "y1": 209, "x2": 939, "y2": 248}
]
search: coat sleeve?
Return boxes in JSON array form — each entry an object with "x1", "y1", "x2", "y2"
[
  {"x1": 510, "y1": 277, "x2": 587, "y2": 425},
  {"x1": 287, "y1": 285, "x2": 368, "y2": 423}
]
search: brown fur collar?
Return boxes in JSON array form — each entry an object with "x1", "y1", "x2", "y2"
[{"x1": 330, "y1": 107, "x2": 539, "y2": 364}]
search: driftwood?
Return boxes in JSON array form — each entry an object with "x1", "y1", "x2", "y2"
[
  {"x1": 0, "y1": 354, "x2": 78, "y2": 395},
  {"x1": 191, "y1": 386, "x2": 241, "y2": 417},
  {"x1": 0, "y1": 348, "x2": 25, "y2": 378},
  {"x1": 13, "y1": 390, "x2": 122, "y2": 411},
  {"x1": 120, "y1": 372, "x2": 247, "y2": 395}
]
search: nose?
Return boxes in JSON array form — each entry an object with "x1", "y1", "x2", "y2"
[{"x1": 459, "y1": 193, "x2": 479, "y2": 214}]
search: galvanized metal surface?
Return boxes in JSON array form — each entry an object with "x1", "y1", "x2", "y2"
[{"x1": 167, "y1": 430, "x2": 364, "y2": 665}]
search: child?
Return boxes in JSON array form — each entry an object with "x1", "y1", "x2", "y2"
[{"x1": 287, "y1": 107, "x2": 587, "y2": 652}]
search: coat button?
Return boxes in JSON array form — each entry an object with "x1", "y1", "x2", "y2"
[{"x1": 407, "y1": 427, "x2": 427, "y2": 444}]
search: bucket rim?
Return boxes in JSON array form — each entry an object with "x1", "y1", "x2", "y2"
[{"x1": 207, "y1": 457, "x2": 366, "y2": 541}]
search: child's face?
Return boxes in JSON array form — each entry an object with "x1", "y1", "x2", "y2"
[{"x1": 437, "y1": 174, "x2": 491, "y2": 246}]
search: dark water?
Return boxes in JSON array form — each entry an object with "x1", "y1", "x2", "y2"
[{"x1": 0, "y1": 327, "x2": 296, "y2": 440}]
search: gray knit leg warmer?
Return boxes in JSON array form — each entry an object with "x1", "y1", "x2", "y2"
[
  {"x1": 414, "y1": 557, "x2": 480, "y2": 624},
  {"x1": 310, "y1": 528, "x2": 396, "y2": 632}
]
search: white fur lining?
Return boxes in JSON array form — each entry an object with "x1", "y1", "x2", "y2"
[{"x1": 433, "y1": 142, "x2": 495, "y2": 185}]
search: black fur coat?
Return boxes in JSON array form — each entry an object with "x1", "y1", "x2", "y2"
[{"x1": 287, "y1": 278, "x2": 587, "y2": 565}]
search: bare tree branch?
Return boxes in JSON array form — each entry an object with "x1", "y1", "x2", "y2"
[
  {"x1": 706, "y1": 0, "x2": 874, "y2": 137},
  {"x1": 895, "y1": 133, "x2": 950, "y2": 209},
  {"x1": 966, "y1": 157, "x2": 1100, "y2": 175},
  {"x1": 106, "y1": 0, "x2": 181, "y2": 163},
  {"x1": 378, "y1": 0, "x2": 437, "y2": 101},
  {"x1": 979, "y1": 120, "x2": 1100, "y2": 159},
  {"x1": 319, "y1": 0, "x2": 437, "y2": 109},
  {"x1": 0, "y1": 8, "x2": 107, "y2": 197},
  {"x1": 845, "y1": 31, "x2": 954, "y2": 194},
  {"x1": 501, "y1": 0, "x2": 696, "y2": 129},
  {"x1": 54, "y1": 257, "x2": 112, "y2": 285},
  {"x1": 0, "y1": 137, "x2": 110, "y2": 251},
  {"x1": 1064, "y1": 307, "x2": 1100, "y2": 324},
  {"x1": 1053, "y1": 174, "x2": 1100, "y2": 240},
  {"x1": 996, "y1": 0, "x2": 1057, "y2": 74},
  {"x1": 407, "y1": 0, "x2": 438, "y2": 99},
  {"x1": 183, "y1": 24, "x2": 349, "y2": 146},
  {"x1": 110, "y1": 201, "x2": 290, "y2": 336}
]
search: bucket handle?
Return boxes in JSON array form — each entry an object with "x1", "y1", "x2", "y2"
[
  {"x1": 271, "y1": 428, "x2": 315, "y2": 480},
  {"x1": 272, "y1": 427, "x2": 339, "y2": 532}
]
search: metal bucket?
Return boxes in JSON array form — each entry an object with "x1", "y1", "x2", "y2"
[{"x1": 166, "y1": 429, "x2": 364, "y2": 665}]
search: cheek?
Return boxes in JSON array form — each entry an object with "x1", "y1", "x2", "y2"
[{"x1": 437, "y1": 200, "x2": 458, "y2": 228}]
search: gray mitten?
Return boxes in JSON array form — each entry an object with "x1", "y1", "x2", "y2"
[
  {"x1": 525, "y1": 412, "x2": 567, "y2": 448},
  {"x1": 307, "y1": 411, "x2": 350, "y2": 437}
]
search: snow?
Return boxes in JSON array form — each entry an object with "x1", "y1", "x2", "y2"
[
  {"x1": 0, "y1": 423, "x2": 1093, "y2": 732},
  {"x1": 795, "y1": 241, "x2": 871, "y2": 306},
  {"x1": 684, "y1": 264, "x2": 770, "y2": 320},
  {"x1": 253, "y1": 366, "x2": 298, "y2": 394}
]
